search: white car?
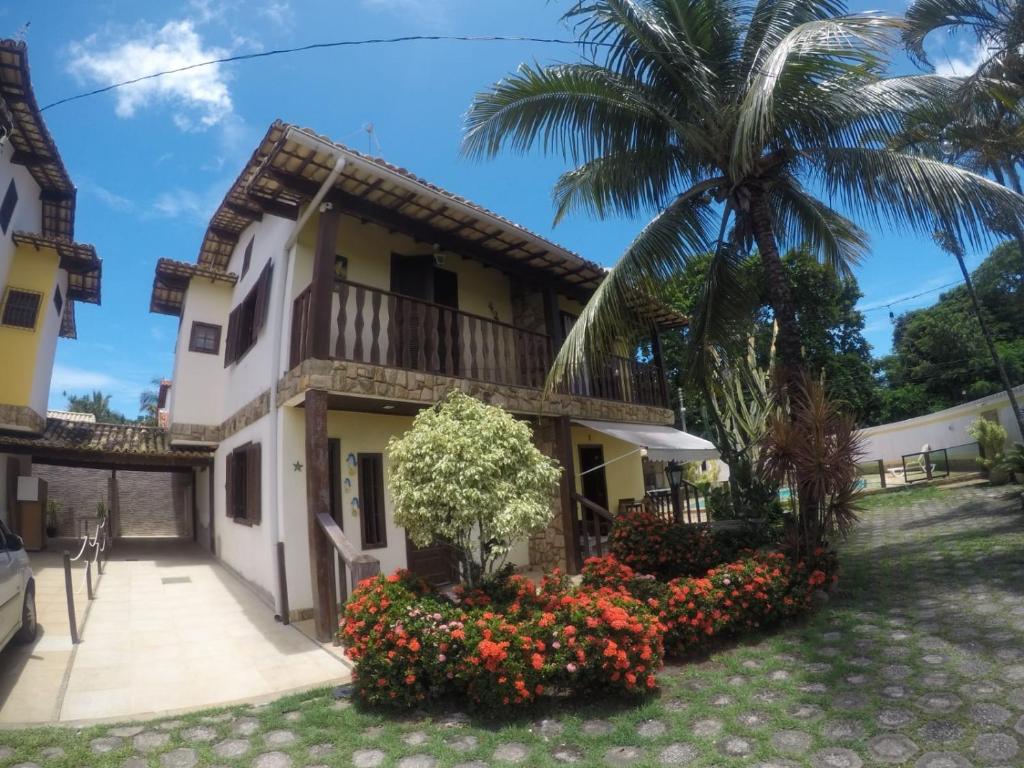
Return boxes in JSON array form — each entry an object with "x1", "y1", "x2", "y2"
[{"x1": 0, "y1": 518, "x2": 35, "y2": 652}]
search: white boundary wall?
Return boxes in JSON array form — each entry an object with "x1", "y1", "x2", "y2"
[{"x1": 860, "y1": 385, "x2": 1024, "y2": 465}]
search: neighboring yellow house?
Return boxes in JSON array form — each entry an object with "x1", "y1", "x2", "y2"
[
  {"x1": 150, "y1": 122, "x2": 717, "y2": 640},
  {"x1": 0, "y1": 40, "x2": 102, "y2": 526}
]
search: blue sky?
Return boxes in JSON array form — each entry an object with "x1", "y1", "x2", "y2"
[{"x1": 1, "y1": 0, "x2": 991, "y2": 417}]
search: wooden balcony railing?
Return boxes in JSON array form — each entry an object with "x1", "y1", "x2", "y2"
[
  {"x1": 289, "y1": 279, "x2": 669, "y2": 408},
  {"x1": 562, "y1": 355, "x2": 668, "y2": 408},
  {"x1": 333, "y1": 279, "x2": 552, "y2": 388}
]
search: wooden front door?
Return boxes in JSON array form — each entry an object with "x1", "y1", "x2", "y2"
[
  {"x1": 406, "y1": 535, "x2": 457, "y2": 586},
  {"x1": 578, "y1": 445, "x2": 609, "y2": 511}
]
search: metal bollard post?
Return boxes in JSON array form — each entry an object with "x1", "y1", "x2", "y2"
[
  {"x1": 86, "y1": 558, "x2": 93, "y2": 601},
  {"x1": 63, "y1": 552, "x2": 79, "y2": 644}
]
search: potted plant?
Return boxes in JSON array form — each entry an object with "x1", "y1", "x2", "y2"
[{"x1": 45, "y1": 500, "x2": 60, "y2": 538}]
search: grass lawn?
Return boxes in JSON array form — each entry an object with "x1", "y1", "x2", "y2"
[{"x1": 1, "y1": 483, "x2": 1022, "y2": 768}]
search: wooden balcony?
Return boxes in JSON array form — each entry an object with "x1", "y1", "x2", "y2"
[{"x1": 290, "y1": 279, "x2": 669, "y2": 408}]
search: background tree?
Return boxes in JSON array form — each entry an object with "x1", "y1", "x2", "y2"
[
  {"x1": 871, "y1": 241, "x2": 1024, "y2": 422},
  {"x1": 62, "y1": 390, "x2": 128, "y2": 424},
  {"x1": 387, "y1": 391, "x2": 560, "y2": 587},
  {"x1": 464, "y1": 0, "x2": 1024, "y2": 394},
  {"x1": 137, "y1": 377, "x2": 164, "y2": 426}
]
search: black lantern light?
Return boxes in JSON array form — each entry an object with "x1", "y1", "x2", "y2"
[{"x1": 666, "y1": 460, "x2": 684, "y2": 490}]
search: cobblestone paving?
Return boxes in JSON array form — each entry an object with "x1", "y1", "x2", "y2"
[{"x1": 1, "y1": 485, "x2": 1022, "y2": 767}]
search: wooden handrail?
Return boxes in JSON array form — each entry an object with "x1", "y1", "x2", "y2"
[
  {"x1": 571, "y1": 491, "x2": 614, "y2": 522},
  {"x1": 335, "y1": 278, "x2": 550, "y2": 340},
  {"x1": 571, "y1": 491, "x2": 615, "y2": 566},
  {"x1": 315, "y1": 512, "x2": 380, "y2": 606}
]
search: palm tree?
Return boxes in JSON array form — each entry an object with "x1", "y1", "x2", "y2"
[
  {"x1": 138, "y1": 377, "x2": 163, "y2": 426},
  {"x1": 904, "y1": 0, "x2": 1024, "y2": 87},
  {"x1": 463, "y1": 0, "x2": 1024, "y2": 390}
]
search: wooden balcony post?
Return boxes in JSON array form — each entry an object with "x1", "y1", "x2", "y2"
[
  {"x1": 305, "y1": 389, "x2": 338, "y2": 641},
  {"x1": 310, "y1": 205, "x2": 341, "y2": 361},
  {"x1": 650, "y1": 324, "x2": 670, "y2": 410},
  {"x1": 554, "y1": 415, "x2": 581, "y2": 574},
  {"x1": 543, "y1": 285, "x2": 565, "y2": 351}
]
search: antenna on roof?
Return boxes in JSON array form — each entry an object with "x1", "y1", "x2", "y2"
[
  {"x1": 15, "y1": 22, "x2": 30, "y2": 42},
  {"x1": 362, "y1": 122, "x2": 383, "y2": 156}
]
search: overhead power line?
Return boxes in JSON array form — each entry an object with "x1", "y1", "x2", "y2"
[
  {"x1": 40, "y1": 35, "x2": 597, "y2": 112},
  {"x1": 859, "y1": 279, "x2": 964, "y2": 314}
]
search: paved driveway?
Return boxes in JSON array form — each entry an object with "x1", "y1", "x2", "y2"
[
  {"x1": 0, "y1": 541, "x2": 349, "y2": 724},
  {"x1": 0, "y1": 484, "x2": 1022, "y2": 768}
]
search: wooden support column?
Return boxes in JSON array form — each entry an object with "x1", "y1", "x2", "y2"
[
  {"x1": 309, "y1": 205, "x2": 341, "y2": 361},
  {"x1": 305, "y1": 389, "x2": 337, "y2": 641},
  {"x1": 649, "y1": 324, "x2": 671, "y2": 410},
  {"x1": 554, "y1": 415, "x2": 581, "y2": 574},
  {"x1": 107, "y1": 470, "x2": 120, "y2": 539}
]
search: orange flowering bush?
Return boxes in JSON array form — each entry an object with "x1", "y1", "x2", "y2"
[
  {"x1": 608, "y1": 508, "x2": 767, "y2": 580},
  {"x1": 340, "y1": 567, "x2": 662, "y2": 710}
]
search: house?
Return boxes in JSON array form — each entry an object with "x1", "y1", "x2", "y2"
[
  {"x1": 0, "y1": 40, "x2": 102, "y2": 530},
  {"x1": 150, "y1": 121, "x2": 716, "y2": 640}
]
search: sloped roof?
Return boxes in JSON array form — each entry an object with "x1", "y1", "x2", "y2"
[
  {"x1": 1, "y1": 40, "x2": 103, "y2": 331},
  {"x1": 150, "y1": 258, "x2": 237, "y2": 316},
  {"x1": 149, "y1": 120, "x2": 687, "y2": 328},
  {"x1": 46, "y1": 410, "x2": 96, "y2": 423},
  {"x1": 0, "y1": 40, "x2": 75, "y2": 240},
  {"x1": 0, "y1": 417, "x2": 213, "y2": 468}
]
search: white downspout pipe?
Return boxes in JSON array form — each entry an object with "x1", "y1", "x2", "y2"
[{"x1": 267, "y1": 131, "x2": 346, "y2": 620}]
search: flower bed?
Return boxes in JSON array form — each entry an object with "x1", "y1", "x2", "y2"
[
  {"x1": 340, "y1": 569, "x2": 663, "y2": 710},
  {"x1": 340, "y1": 544, "x2": 838, "y2": 711},
  {"x1": 608, "y1": 506, "x2": 770, "y2": 580}
]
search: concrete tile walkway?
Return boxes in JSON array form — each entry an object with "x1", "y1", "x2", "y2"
[{"x1": 0, "y1": 540, "x2": 350, "y2": 724}]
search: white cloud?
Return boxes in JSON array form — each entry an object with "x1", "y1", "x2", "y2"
[
  {"x1": 68, "y1": 20, "x2": 233, "y2": 130},
  {"x1": 51, "y1": 365, "x2": 119, "y2": 393},
  {"x1": 934, "y1": 40, "x2": 989, "y2": 77},
  {"x1": 90, "y1": 183, "x2": 135, "y2": 213},
  {"x1": 360, "y1": 0, "x2": 451, "y2": 21},
  {"x1": 259, "y1": 1, "x2": 293, "y2": 29},
  {"x1": 151, "y1": 188, "x2": 207, "y2": 220}
]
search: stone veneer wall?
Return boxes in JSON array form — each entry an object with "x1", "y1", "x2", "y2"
[
  {"x1": 277, "y1": 359, "x2": 675, "y2": 425},
  {"x1": 0, "y1": 404, "x2": 46, "y2": 434},
  {"x1": 170, "y1": 390, "x2": 270, "y2": 444},
  {"x1": 528, "y1": 417, "x2": 569, "y2": 573},
  {"x1": 34, "y1": 465, "x2": 192, "y2": 538}
]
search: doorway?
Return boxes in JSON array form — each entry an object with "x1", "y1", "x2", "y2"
[
  {"x1": 390, "y1": 254, "x2": 460, "y2": 375},
  {"x1": 406, "y1": 535, "x2": 457, "y2": 586},
  {"x1": 578, "y1": 445, "x2": 610, "y2": 512}
]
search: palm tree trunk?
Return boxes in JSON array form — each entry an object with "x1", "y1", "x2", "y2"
[
  {"x1": 952, "y1": 251, "x2": 1024, "y2": 441},
  {"x1": 748, "y1": 189, "x2": 804, "y2": 387}
]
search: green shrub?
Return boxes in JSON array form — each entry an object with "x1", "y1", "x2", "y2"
[{"x1": 968, "y1": 417, "x2": 1008, "y2": 480}]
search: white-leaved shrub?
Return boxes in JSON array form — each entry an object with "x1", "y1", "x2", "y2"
[{"x1": 387, "y1": 390, "x2": 561, "y2": 586}]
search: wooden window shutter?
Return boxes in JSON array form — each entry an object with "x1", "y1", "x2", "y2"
[
  {"x1": 224, "y1": 306, "x2": 240, "y2": 366},
  {"x1": 253, "y1": 261, "x2": 274, "y2": 334},
  {"x1": 225, "y1": 451, "x2": 236, "y2": 518},
  {"x1": 246, "y1": 442, "x2": 262, "y2": 525}
]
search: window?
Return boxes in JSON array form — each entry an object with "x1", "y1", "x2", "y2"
[
  {"x1": 226, "y1": 442, "x2": 261, "y2": 525},
  {"x1": 358, "y1": 453, "x2": 386, "y2": 549},
  {"x1": 224, "y1": 260, "x2": 273, "y2": 365},
  {"x1": 241, "y1": 236, "x2": 254, "y2": 277},
  {"x1": 0, "y1": 179, "x2": 17, "y2": 234},
  {"x1": 1, "y1": 288, "x2": 42, "y2": 330},
  {"x1": 53, "y1": 285, "x2": 63, "y2": 316},
  {"x1": 189, "y1": 321, "x2": 222, "y2": 354},
  {"x1": 328, "y1": 438, "x2": 343, "y2": 527}
]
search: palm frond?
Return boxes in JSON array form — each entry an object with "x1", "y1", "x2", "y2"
[
  {"x1": 740, "y1": 0, "x2": 852, "y2": 79},
  {"x1": 903, "y1": 0, "x2": 999, "y2": 64},
  {"x1": 806, "y1": 146, "x2": 1024, "y2": 249},
  {"x1": 732, "y1": 14, "x2": 901, "y2": 174},
  {"x1": 547, "y1": 183, "x2": 718, "y2": 388},
  {"x1": 462, "y1": 62, "x2": 668, "y2": 164},
  {"x1": 552, "y1": 147, "x2": 714, "y2": 222},
  {"x1": 770, "y1": 180, "x2": 868, "y2": 277}
]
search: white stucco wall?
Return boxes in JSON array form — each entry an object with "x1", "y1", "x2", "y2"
[
  {"x1": 29, "y1": 269, "x2": 68, "y2": 418},
  {"x1": 213, "y1": 414, "x2": 277, "y2": 606},
  {"x1": 860, "y1": 386, "x2": 1024, "y2": 464},
  {"x1": 170, "y1": 280, "x2": 231, "y2": 427},
  {"x1": 0, "y1": 142, "x2": 43, "y2": 291}
]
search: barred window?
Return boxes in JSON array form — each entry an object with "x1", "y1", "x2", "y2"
[
  {"x1": 1, "y1": 289, "x2": 41, "y2": 330},
  {"x1": 189, "y1": 321, "x2": 221, "y2": 354}
]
